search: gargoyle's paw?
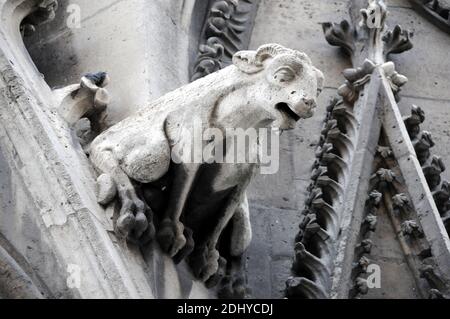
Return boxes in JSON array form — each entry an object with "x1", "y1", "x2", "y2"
[
  {"x1": 115, "y1": 212, "x2": 136, "y2": 238},
  {"x1": 218, "y1": 275, "x2": 249, "y2": 299},
  {"x1": 157, "y1": 220, "x2": 186, "y2": 257},
  {"x1": 197, "y1": 249, "x2": 220, "y2": 282},
  {"x1": 133, "y1": 211, "x2": 148, "y2": 239},
  {"x1": 205, "y1": 256, "x2": 227, "y2": 289},
  {"x1": 231, "y1": 276, "x2": 247, "y2": 298}
]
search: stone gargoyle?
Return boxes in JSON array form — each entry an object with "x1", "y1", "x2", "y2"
[{"x1": 89, "y1": 43, "x2": 324, "y2": 295}]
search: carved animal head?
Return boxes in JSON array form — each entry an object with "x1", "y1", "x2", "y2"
[{"x1": 232, "y1": 43, "x2": 324, "y2": 130}]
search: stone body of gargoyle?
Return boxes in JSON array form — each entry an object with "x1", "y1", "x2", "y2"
[{"x1": 89, "y1": 43, "x2": 324, "y2": 295}]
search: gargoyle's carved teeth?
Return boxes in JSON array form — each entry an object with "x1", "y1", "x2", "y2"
[{"x1": 275, "y1": 102, "x2": 301, "y2": 122}]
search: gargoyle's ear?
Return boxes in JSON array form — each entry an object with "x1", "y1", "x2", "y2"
[
  {"x1": 313, "y1": 67, "x2": 325, "y2": 96},
  {"x1": 232, "y1": 50, "x2": 264, "y2": 74}
]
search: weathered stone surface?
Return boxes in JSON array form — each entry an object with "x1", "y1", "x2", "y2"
[
  {"x1": 399, "y1": 97, "x2": 450, "y2": 182},
  {"x1": 25, "y1": 0, "x2": 196, "y2": 125},
  {"x1": 362, "y1": 260, "x2": 422, "y2": 298},
  {"x1": 388, "y1": 0, "x2": 413, "y2": 7},
  {"x1": 95, "y1": 173, "x2": 116, "y2": 205},
  {"x1": 249, "y1": 0, "x2": 351, "y2": 89},
  {"x1": 245, "y1": 204, "x2": 302, "y2": 298},
  {"x1": 245, "y1": 203, "x2": 272, "y2": 299},
  {"x1": 388, "y1": 7, "x2": 450, "y2": 101}
]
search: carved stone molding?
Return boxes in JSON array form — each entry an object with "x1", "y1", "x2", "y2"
[
  {"x1": 403, "y1": 106, "x2": 450, "y2": 236},
  {"x1": 349, "y1": 135, "x2": 449, "y2": 299},
  {"x1": 0, "y1": 234, "x2": 49, "y2": 298},
  {"x1": 286, "y1": 0, "x2": 450, "y2": 299},
  {"x1": 190, "y1": 0, "x2": 259, "y2": 81}
]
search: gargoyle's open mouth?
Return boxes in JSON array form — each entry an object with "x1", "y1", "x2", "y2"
[{"x1": 275, "y1": 102, "x2": 301, "y2": 122}]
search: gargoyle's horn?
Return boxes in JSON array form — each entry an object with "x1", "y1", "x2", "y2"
[
  {"x1": 254, "y1": 43, "x2": 290, "y2": 65},
  {"x1": 233, "y1": 43, "x2": 311, "y2": 74}
]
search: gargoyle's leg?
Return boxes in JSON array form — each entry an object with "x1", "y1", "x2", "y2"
[
  {"x1": 190, "y1": 187, "x2": 247, "y2": 282},
  {"x1": 92, "y1": 150, "x2": 149, "y2": 239},
  {"x1": 210, "y1": 189, "x2": 249, "y2": 254},
  {"x1": 218, "y1": 193, "x2": 252, "y2": 298},
  {"x1": 229, "y1": 193, "x2": 252, "y2": 258},
  {"x1": 218, "y1": 255, "x2": 249, "y2": 299},
  {"x1": 157, "y1": 163, "x2": 200, "y2": 257}
]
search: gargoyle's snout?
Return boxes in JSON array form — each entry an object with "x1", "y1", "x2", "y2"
[
  {"x1": 275, "y1": 97, "x2": 317, "y2": 125},
  {"x1": 295, "y1": 97, "x2": 317, "y2": 119},
  {"x1": 276, "y1": 97, "x2": 317, "y2": 122},
  {"x1": 303, "y1": 98, "x2": 317, "y2": 110},
  {"x1": 275, "y1": 102, "x2": 301, "y2": 122}
]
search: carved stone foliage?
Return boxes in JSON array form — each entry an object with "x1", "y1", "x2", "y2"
[
  {"x1": 322, "y1": 20, "x2": 356, "y2": 56},
  {"x1": 338, "y1": 59, "x2": 376, "y2": 103},
  {"x1": 410, "y1": 0, "x2": 450, "y2": 34},
  {"x1": 338, "y1": 59, "x2": 408, "y2": 104},
  {"x1": 191, "y1": 0, "x2": 258, "y2": 81},
  {"x1": 286, "y1": 95, "x2": 357, "y2": 299},
  {"x1": 348, "y1": 136, "x2": 450, "y2": 299},
  {"x1": 403, "y1": 105, "x2": 450, "y2": 236},
  {"x1": 382, "y1": 25, "x2": 413, "y2": 56},
  {"x1": 20, "y1": 0, "x2": 58, "y2": 37},
  {"x1": 88, "y1": 44, "x2": 324, "y2": 298},
  {"x1": 322, "y1": 0, "x2": 412, "y2": 62}
]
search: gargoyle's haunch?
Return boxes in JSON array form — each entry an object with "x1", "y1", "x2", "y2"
[{"x1": 89, "y1": 44, "x2": 324, "y2": 289}]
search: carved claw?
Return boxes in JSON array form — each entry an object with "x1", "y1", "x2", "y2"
[
  {"x1": 189, "y1": 245, "x2": 220, "y2": 282},
  {"x1": 205, "y1": 256, "x2": 227, "y2": 289},
  {"x1": 218, "y1": 273, "x2": 249, "y2": 299},
  {"x1": 157, "y1": 219, "x2": 186, "y2": 257},
  {"x1": 115, "y1": 195, "x2": 153, "y2": 243}
]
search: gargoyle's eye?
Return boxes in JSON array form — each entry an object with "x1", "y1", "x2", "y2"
[{"x1": 273, "y1": 66, "x2": 296, "y2": 83}]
